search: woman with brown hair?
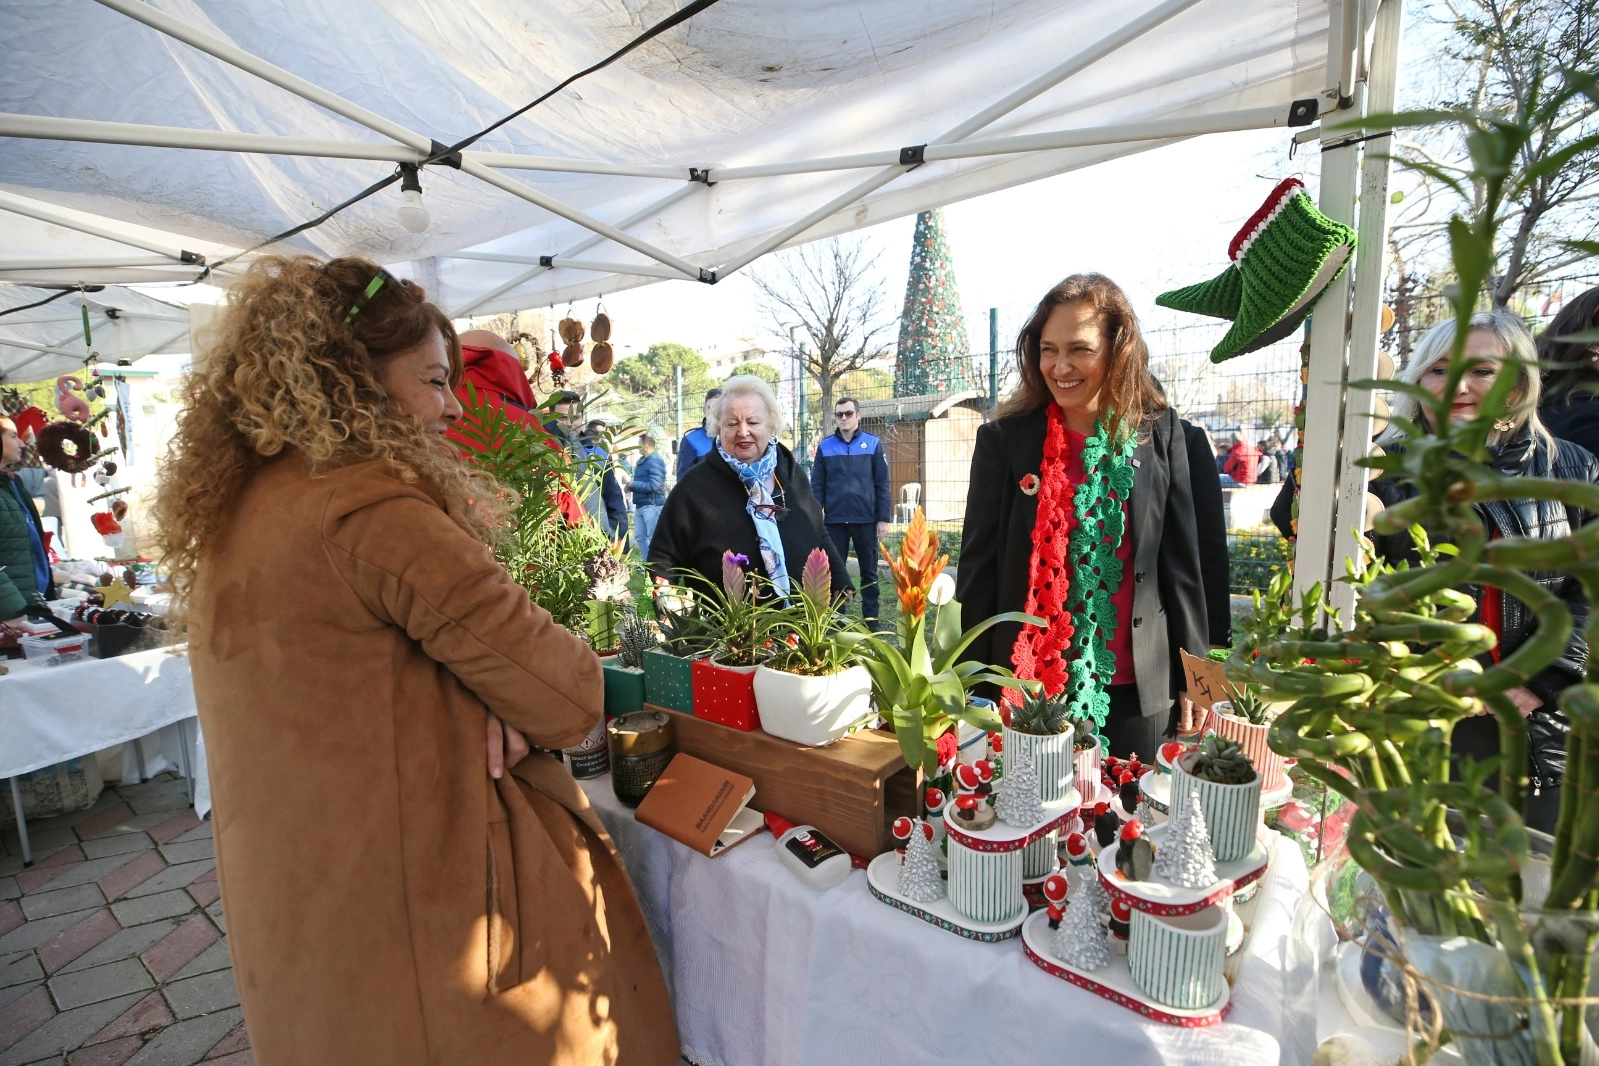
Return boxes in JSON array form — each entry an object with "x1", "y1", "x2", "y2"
[
  {"x1": 957, "y1": 273, "x2": 1216, "y2": 762},
  {"x1": 1538, "y1": 283, "x2": 1599, "y2": 458},
  {"x1": 152, "y1": 256, "x2": 676, "y2": 1065}
]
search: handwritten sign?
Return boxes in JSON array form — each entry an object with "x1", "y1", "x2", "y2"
[{"x1": 1180, "y1": 649, "x2": 1235, "y2": 715}]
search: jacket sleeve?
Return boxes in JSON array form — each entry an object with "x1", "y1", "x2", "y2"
[
  {"x1": 1269, "y1": 477, "x2": 1296, "y2": 540},
  {"x1": 955, "y1": 423, "x2": 1005, "y2": 669},
  {"x1": 1184, "y1": 423, "x2": 1232, "y2": 646},
  {"x1": 646, "y1": 486, "x2": 692, "y2": 582},
  {"x1": 874, "y1": 440, "x2": 893, "y2": 523},
  {"x1": 675, "y1": 435, "x2": 695, "y2": 481},
  {"x1": 809, "y1": 443, "x2": 828, "y2": 513},
  {"x1": 0, "y1": 567, "x2": 25, "y2": 619},
  {"x1": 322, "y1": 485, "x2": 601, "y2": 750},
  {"x1": 631, "y1": 455, "x2": 664, "y2": 496},
  {"x1": 1161, "y1": 416, "x2": 1211, "y2": 678},
  {"x1": 603, "y1": 470, "x2": 628, "y2": 526}
]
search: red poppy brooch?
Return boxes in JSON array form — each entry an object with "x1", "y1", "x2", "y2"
[{"x1": 1019, "y1": 473, "x2": 1041, "y2": 496}]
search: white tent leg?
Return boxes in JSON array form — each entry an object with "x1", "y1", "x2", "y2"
[
  {"x1": 716, "y1": 0, "x2": 1206, "y2": 278},
  {"x1": 1328, "y1": 0, "x2": 1405, "y2": 621}
]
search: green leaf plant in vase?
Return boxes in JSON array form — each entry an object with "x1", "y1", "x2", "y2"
[
  {"x1": 583, "y1": 540, "x2": 634, "y2": 656},
  {"x1": 684, "y1": 551, "x2": 778, "y2": 732},
  {"x1": 754, "y1": 549, "x2": 873, "y2": 747},
  {"x1": 841, "y1": 509, "x2": 1042, "y2": 801},
  {"x1": 1004, "y1": 688, "x2": 1079, "y2": 806},
  {"x1": 1234, "y1": 67, "x2": 1599, "y2": 1064},
  {"x1": 1168, "y1": 734, "x2": 1262, "y2": 864},
  {"x1": 602, "y1": 607, "x2": 655, "y2": 717}
]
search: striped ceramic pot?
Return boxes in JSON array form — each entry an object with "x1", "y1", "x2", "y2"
[
  {"x1": 1003, "y1": 726, "x2": 1075, "y2": 804},
  {"x1": 1128, "y1": 906, "x2": 1228, "y2": 1010},
  {"x1": 1022, "y1": 830, "x2": 1058, "y2": 879},
  {"x1": 1171, "y1": 753, "x2": 1263, "y2": 862},
  {"x1": 1073, "y1": 735, "x2": 1102, "y2": 801},
  {"x1": 946, "y1": 838, "x2": 1023, "y2": 924},
  {"x1": 1206, "y1": 703, "x2": 1288, "y2": 792}
]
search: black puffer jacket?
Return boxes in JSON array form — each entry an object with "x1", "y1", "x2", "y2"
[{"x1": 1370, "y1": 429, "x2": 1598, "y2": 796}]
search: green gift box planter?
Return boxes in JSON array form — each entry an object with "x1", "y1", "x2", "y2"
[
  {"x1": 603, "y1": 660, "x2": 647, "y2": 717},
  {"x1": 643, "y1": 649, "x2": 695, "y2": 713}
]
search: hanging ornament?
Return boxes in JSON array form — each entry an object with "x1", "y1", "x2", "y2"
[
  {"x1": 55, "y1": 376, "x2": 91, "y2": 423},
  {"x1": 591, "y1": 342, "x2": 614, "y2": 374},
  {"x1": 36, "y1": 421, "x2": 98, "y2": 474},
  {"x1": 590, "y1": 303, "x2": 611, "y2": 343}
]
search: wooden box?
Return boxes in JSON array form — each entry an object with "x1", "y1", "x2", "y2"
[{"x1": 657, "y1": 706, "x2": 918, "y2": 858}]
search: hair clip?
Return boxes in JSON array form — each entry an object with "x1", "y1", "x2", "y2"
[{"x1": 343, "y1": 269, "x2": 396, "y2": 325}]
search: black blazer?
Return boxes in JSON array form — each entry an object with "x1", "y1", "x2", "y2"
[
  {"x1": 956, "y1": 406, "x2": 1211, "y2": 720},
  {"x1": 1181, "y1": 419, "x2": 1232, "y2": 646},
  {"x1": 647, "y1": 442, "x2": 849, "y2": 599}
]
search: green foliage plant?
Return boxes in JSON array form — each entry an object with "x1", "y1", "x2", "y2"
[
  {"x1": 1188, "y1": 735, "x2": 1258, "y2": 785},
  {"x1": 1010, "y1": 688, "x2": 1073, "y2": 736},
  {"x1": 764, "y1": 549, "x2": 864, "y2": 677}
]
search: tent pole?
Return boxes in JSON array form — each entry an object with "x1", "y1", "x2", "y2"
[
  {"x1": 0, "y1": 192, "x2": 206, "y2": 262},
  {"x1": 715, "y1": 0, "x2": 1206, "y2": 278},
  {"x1": 0, "y1": 257, "x2": 179, "y2": 271},
  {"x1": 444, "y1": 253, "x2": 689, "y2": 281},
  {"x1": 1326, "y1": 0, "x2": 1404, "y2": 621},
  {"x1": 451, "y1": 184, "x2": 700, "y2": 316},
  {"x1": 710, "y1": 103, "x2": 1305, "y2": 182}
]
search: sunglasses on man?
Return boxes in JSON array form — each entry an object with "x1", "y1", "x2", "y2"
[{"x1": 834, "y1": 409, "x2": 857, "y2": 419}]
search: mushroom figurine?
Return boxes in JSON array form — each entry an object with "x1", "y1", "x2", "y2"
[
  {"x1": 952, "y1": 762, "x2": 996, "y2": 831},
  {"x1": 1042, "y1": 873, "x2": 1070, "y2": 930}
]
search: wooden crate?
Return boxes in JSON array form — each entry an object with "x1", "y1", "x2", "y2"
[{"x1": 655, "y1": 706, "x2": 918, "y2": 859}]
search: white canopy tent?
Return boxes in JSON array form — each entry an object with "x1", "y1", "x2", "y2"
[{"x1": 0, "y1": 0, "x2": 1405, "y2": 605}]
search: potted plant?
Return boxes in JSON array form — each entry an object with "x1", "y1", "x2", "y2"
[
  {"x1": 1169, "y1": 735, "x2": 1261, "y2": 862},
  {"x1": 754, "y1": 549, "x2": 873, "y2": 746},
  {"x1": 689, "y1": 550, "x2": 776, "y2": 732},
  {"x1": 843, "y1": 510, "x2": 1041, "y2": 779},
  {"x1": 584, "y1": 541, "x2": 634, "y2": 657},
  {"x1": 644, "y1": 598, "x2": 712, "y2": 714},
  {"x1": 603, "y1": 608, "x2": 655, "y2": 717},
  {"x1": 1003, "y1": 688, "x2": 1077, "y2": 805}
]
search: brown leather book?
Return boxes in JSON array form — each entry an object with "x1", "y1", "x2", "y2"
[{"x1": 634, "y1": 753, "x2": 763, "y2": 857}]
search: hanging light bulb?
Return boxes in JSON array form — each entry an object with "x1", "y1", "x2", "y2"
[{"x1": 396, "y1": 163, "x2": 429, "y2": 233}]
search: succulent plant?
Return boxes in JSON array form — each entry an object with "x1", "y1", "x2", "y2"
[
  {"x1": 582, "y1": 546, "x2": 632, "y2": 604},
  {"x1": 655, "y1": 603, "x2": 716, "y2": 657},
  {"x1": 617, "y1": 609, "x2": 658, "y2": 669},
  {"x1": 1188, "y1": 734, "x2": 1256, "y2": 785},
  {"x1": 1219, "y1": 685, "x2": 1274, "y2": 726},
  {"x1": 1009, "y1": 689, "x2": 1073, "y2": 736}
]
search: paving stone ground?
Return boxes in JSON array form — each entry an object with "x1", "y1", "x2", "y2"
[{"x1": 0, "y1": 775, "x2": 250, "y2": 1066}]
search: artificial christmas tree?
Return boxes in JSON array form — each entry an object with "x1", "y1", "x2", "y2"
[
  {"x1": 1053, "y1": 868, "x2": 1111, "y2": 970},
  {"x1": 995, "y1": 747, "x2": 1046, "y2": 827},
  {"x1": 894, "y1": 209, "x2": 976, "y2": 396},
  {"x1": 1153, "y1": 787, "x2": 1219, "y2": 889},
  {"x1": 897, "y1": 818, "x2": 944, "y2": 902}
]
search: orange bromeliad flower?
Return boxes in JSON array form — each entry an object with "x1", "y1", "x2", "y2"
[{"x1": 881, "y1": 509, "x2": 949, "y2": 623}]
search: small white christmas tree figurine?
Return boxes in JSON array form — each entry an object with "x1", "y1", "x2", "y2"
[
  {"x1": 1074, "y1": 856, "x2": 1112, "y2": 920},
  {"x1": 995, "y1": 746, "x2": 1046, "y2": 827},
  {"x1": 1052, "y1": 871, "x2": 1111, "y2": 971},
  {"x1": 1154, "y1": 786, "x2": 1219, "y2": 889},
  {"x1": 1134, "y1": 795, "x2": 1156, "y2": 828},
  {"x1": 897, "y1": 819, "x2": 944, "y2": 902}
]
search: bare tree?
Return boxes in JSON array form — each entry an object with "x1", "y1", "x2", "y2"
[
  {"x1": 751, "y1": 238, "x2": 897, "y2": 431},
  {"x1": 1387, "y1": 0, "x2": 1599, "y2": 305}
]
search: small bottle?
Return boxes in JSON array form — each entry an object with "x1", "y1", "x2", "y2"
[{"x1": 765, "y1": 814, "x2": 851, "y2": 890}]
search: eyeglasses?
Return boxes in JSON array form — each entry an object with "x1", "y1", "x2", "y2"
[
  {"x1": 834, "y1": 409, "x2": 857, "y2": 419},
  {"x1": 343, "y1": 268, "x2": 397, "y2": 325},
  {"x1": 750, "y1": 479, "x2": 790, "y2": 521}
]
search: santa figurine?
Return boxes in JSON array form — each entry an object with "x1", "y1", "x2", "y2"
[
  {"x1": 1042, "y1": 874, "x2": 1070, "y2": 930},
  {"x1": 891, "y1": 816, "x2": 915, "y2": 861},
  {"x1": 951, "y1": 762, "x2": 996, "y2": 831},
  {"x1": 1108, "y1": 898, "x2": 1132, "y2": 955}
]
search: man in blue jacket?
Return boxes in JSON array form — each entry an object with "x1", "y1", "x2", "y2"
[
  {"x1": 811, "y1": 397, "x2": 891, "y2": 627},
  {"x1": 674, "y1": 387, "x2": 722, "y2": 481},
  {"x1": 1, "y1": 414, "x2": 56, "y2": 627},
  {"x1": 581, "y1": 420, "x2": 630, "y2": 544},
  {"x1": 630, "y1": 433, "x2": 667, "y2": 562}
]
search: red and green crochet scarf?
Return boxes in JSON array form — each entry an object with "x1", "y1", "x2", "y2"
[{"x1": 1009, "y1": 404, "x2": 1136, "y2": 733}]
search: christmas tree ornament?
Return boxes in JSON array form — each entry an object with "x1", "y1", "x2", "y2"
[
  {"x1": 1134, "y1": 796, "x2": 1156, "y2": 827},
  {"x1": 897, "y1": 818, "x2": 944, "y2": 903},
  {"x1": 1154, "y1": 788, "x2": 1219, "y2": 889},
  {"x1": 1108, "y1": 898, "x2": 1132, "y2": 955},
  {"x1": 1052, "y1": 867, "x2": 1111, "y2": 971},
  {"x1": 1115, "y1": 820, "x2": 1154, "y2": 882},
  {"x1": 894, "y1": 209, "x2": 979, "y2": 396},
  {"x1": 1156, "y1": 177, "x2": 1357, "y2": 363},
  {"x1": 1042, "y1": 873, "x2": 1070, "y2": 929},
  {"x1": 995, "y1": 747, "x2": 1046, "y2": 827}
]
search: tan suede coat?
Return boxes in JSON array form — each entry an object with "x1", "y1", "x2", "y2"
[{"x1": 188, "y1": 454, "x2": 677, "y2": 1065}]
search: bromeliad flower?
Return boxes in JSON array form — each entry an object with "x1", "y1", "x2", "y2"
[
  {"x1": 1019, "y1": 473, "x2": 1041, "y2": 496},
  {"x1": 801, "y1": 548, "x2": 831, "y2": 608},
  {"x1": 722, "y1": 550, "x2": 750, "y2": 603},
  {"x1": 881, "y1": 509, "x2": 948, "y2": 623}
]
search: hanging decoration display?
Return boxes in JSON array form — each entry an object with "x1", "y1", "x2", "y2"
[
  {"x1": 894, "y1": 208, "x2": 978, "y2": 397},
  {"x1": 559, "y1": 311, "x2": 587, "y2": 367}
]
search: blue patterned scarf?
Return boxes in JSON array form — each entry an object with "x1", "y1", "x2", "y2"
[{"x1": 716, "y1": 440, "x2": 790, "y2": 596}]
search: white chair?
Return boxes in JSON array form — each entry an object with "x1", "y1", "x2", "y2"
[{"x1": 895, "y1": 482, "x2": 922, "y2": 524}]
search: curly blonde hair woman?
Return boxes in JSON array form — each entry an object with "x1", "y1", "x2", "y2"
[{"x1": 153, "y1": 256, "x2": 676, "y2": 1065}]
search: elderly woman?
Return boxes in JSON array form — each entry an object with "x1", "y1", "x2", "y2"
[
  {"x1": 152, "y1": 256, "x2": 676, "y2": 1065},
  {"x1": 648, "y1": 374, "x2": 847, "y2": 599},
  {"x1": 1372, "y1": 309, "x2": 1598, "y2": 832},
  {"x1": 957, "y1": 274, "x2": 1218, "y2": 763}
]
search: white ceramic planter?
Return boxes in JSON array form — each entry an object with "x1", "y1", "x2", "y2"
[
  {"x1": 1206, "y1": 702, "x2": 1288, "y2": 791},
  {"x1": 1022, "y1": 830, "x2": 1058, "y2": 879},
  {"x1": 1073, "y1": 735, "x2": 1102, "y2": 799},
  {"x1": 1003, "y1": 725, "x2": 1076, "y2": 804},
  {"x1": 753, "y1": 664, "x2": 872, "y2": 746},
  {"x1": 1128, "y1": 906, "x2": 1228, "y2": 1010},
  {"x1": 1170, "y1": 753, "x2": 1263, "y2": 862},
  {"x1": 946, "y1": 838, "x2": 1023, "y2": 925}
]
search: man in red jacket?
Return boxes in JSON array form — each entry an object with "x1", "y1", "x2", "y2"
[{"x1": 1222, "y1": 431, "x2": 1262, "y2": 486}]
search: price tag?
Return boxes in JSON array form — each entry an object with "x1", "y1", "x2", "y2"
[{"x1": 1179, "y1": 649, "x2": 1234, "y2": 715}]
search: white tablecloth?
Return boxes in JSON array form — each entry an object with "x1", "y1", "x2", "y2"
[
  {"x1": 1, "y1": 645, "x2": 197, "y2": 779},
  {"x1": 579, "y1": 776, "x2": 1316, "y2": 1066}
]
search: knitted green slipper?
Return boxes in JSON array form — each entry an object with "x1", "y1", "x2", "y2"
[{"x1": 1156, "y1": 178, "x2": 1356, "y2": 363}]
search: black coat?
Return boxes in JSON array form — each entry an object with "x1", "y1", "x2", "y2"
[
  {"x1": 956, "y1": 406, "x2": 1212, "y2": 721},
  {"x1": 1369, "y1": 430, "x2": 1598, "y2": 794},
  {"x1": 1541, "y1": 391, "x2": 1599, "y2": 460},
  {"x1": 1181, "y1": 419, "x2": 1233, "y2": 646},
  {"x1": 647, "y1": 442, "x2": 849, "y2": 600}
]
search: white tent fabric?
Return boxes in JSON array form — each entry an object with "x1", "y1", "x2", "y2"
[
  {"x1": 1, "y1": 0, "x2": 1331, "y2": 321},
  {"x1": 0, "y1": 285, "x2": 191, "y2": 382}
]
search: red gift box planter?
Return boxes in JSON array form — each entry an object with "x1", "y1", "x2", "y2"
[{"x1": 691, "y1": 658, "x2": 762, "y2": 732}]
